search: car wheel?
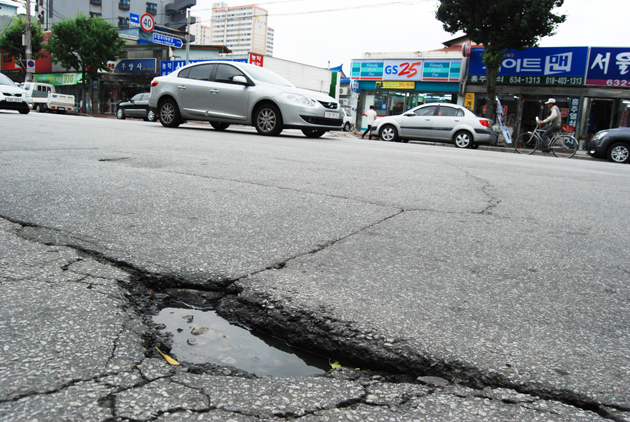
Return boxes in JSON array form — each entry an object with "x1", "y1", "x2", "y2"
[
  {"x1": 379, "y1": 125, "x2": 398, "y2": 142},
  {"x1": 147, "y1": 110, "x2": 158, "y2": 122},
  {"x1": 302, "y1": 129, "x2": 326, "y2": 138},
  {"x1": 35, "y1": 104, "x2": 45, "y2": 113},
  {"x1": 116, "y1": 108, "x2": 125, "y2": 120},
  {"x1": 211, "y1": 122, "x2": 230, "y2": 131},
  {"x1": 18, "y1": 106, "x2": 30, "y2": 114},
  {"x1": 453, "y1": 131, "x2": 473, "y2": 148},
  {"x1": 158, "y1": 99, "x2": 181, "y2": 128},
  {"x1": 607, "y1": 142, "x2": 630, "y2": 163},
  {"x1": 254, "y1": 104, "x2": 283, "y2": 136},
  {"x1": 343, "y1": 122, "x2": 351, "y2": 132}
]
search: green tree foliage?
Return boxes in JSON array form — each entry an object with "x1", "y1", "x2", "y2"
[
  {"x1": 436, "y1": 0, "x2": 566, "y2": 120},
  {"x1": 0, "y1": 17, "x2": 45, "y2": 79},
  {"x1": 45, "y1": 14, "x2": 126, "y2": 112}
]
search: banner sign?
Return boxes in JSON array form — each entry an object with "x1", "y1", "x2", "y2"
[
  {"x1": 107, "y1": 59, "x2": 157, "y2": 74},
  {"x1": 375, "y1": 81, "x2": 415, "y2": 89},
  {"x1": 566, "y1": 97, "x2": 581, "y2": 132},
  {"x1": 159, "y1": 58, "x2": 248, "y2": 76},
  {"x1": 351, "y1": 59, "x2": 461, "y2": 82},
  {"x1": 152, "y1": 33, "x2": 182, "y2": 48},
  {"x1": 468, "y1": 46, "x2": 589, "y2": 86},
  {"x1": 586, "y1": 47, "x2": 630, "y2": 88},
  {"x1": 33, "y1": 73, "x2": 82, "y2": 85},
  {"x1": 496, "y1": 97, "x2": 512, "y2": 144}
]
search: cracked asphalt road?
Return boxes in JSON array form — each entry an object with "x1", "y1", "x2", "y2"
[{"x1": 1, "y1": 112, "x2": 629, "y2": 421}]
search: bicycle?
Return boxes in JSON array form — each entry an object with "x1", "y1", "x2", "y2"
[{"x1": 514, "y1": 118, "x2": 578, "y2": 158}]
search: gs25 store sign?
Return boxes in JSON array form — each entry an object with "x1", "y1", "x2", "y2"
[{"x1": 352, "y1": 59, "x2": 461, "y2": 82}]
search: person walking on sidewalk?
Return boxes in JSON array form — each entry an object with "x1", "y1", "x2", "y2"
[
  {"x1": 362, "y1": 106, "x2": 377, "y2": 139},
  {"x1": 538, "y1": 98, "x2": 562, "y2": 153}
]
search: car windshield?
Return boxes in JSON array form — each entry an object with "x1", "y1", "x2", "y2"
[
  {"x1": 241, "y1": 64, "x2": 294, "y2": 87},
  {"x1": 0, "y1": 73, "x2": 17, "y2": 86}
]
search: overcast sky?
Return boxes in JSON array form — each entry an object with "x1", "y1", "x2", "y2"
[{"x1": 191, "y1": 0, "x2": 629, "y2": 72}]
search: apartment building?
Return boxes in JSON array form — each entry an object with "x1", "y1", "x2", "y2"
[
  {"x1": 190, "y1": 23, "x2": 212, "y2": 45},
  {"x1": 42, "y1": 0, "x2": 196, "y2": 31},
  {"x1": 209, "y1": 2, "x2": 274, "y2": 56}
]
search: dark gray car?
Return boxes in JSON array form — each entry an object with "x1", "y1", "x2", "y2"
[{"x1": 116, "y1": 93, "x2": 157, "y2": 121}]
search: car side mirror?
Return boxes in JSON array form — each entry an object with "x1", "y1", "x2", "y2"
[
  {"x1": 404, "y1": 111, "x2": 414, "y2": 116},
  {"x1": 233, "y1": 75, "x2": 248, "y2": 85}
]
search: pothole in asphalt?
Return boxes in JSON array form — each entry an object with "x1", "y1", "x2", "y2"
[{"x1": 153, "y1": 307, "x2": 330, "y2": 377}]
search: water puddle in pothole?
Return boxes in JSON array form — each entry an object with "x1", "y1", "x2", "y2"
[{"x1": 153, "y1": 307, "x2": 330, "y2": 377}]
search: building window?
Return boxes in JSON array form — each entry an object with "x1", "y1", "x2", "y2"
[
  {"x1": 119, "y1": 0, "x2": 130, "y2": 10},
  {"x1": 146, "y1": 2, "x2": 157, "y2": 14},
  {"x1": 90, "y1": 0, "x2": 102, "y2": 5},
  {"x1": 90, "y1": 12, "x2": 102, "y2": 18},
  {"x1": 118, "y1": 16, "x2": 129, "y2": 28}
]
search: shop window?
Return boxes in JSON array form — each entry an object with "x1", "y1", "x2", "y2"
[{"x1": 618, "y1": 101, "x2": 630, "y2": 127}]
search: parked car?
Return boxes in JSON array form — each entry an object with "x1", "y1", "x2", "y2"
[
  {"x1": 342, "y1": 108, "x2": 353, "y2": 132},
  {"x1": 587, "y1": 127, "x2": 630, "y2": 163},
  {"x1": 0, "y1": 73, "x2": 30, "y2": 114},
  {"x1": 21, "y1": 82, "x2": 76, "y2": 113},
  {"x1": 116, "y1": 93, "x2": 157, "y2": 121},
  {"x1": 148, "y1": 61, "x2": 343, "y2": 138},
  {"x1": 372, "y1": 103, "x2": 497, "y2": 148}
]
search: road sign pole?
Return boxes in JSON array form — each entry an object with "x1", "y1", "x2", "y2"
[
  {"x1": 25, "y1": 0, "x2": 32, "y2": 82},
  {"x1": 186, "y1": 9, "x2": 191, "y2": 66}
]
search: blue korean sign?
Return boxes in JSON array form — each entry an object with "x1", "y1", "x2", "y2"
[
  {"x1": 152, "y1": 33, "x2": 183, "y2": 48},
  {"x1": 468, "y1": 46, "x2": 589, "y2": 86},
  {"x1": 586, "y1": 47, "x2": 630, "y2": 88},
  {"x1": 113, "y1": 59, "x2": 157, "y2": 74},
  {"x1": 159, "y1": 59, "x2": 248, "y2": 76},
  {"x1": 129, "y1": 13, "x2": 140, "y2": 27}
]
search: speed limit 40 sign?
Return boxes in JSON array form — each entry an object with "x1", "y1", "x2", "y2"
[{"x1": 140, "y1": 13, "x2": 155, "y2": 32}]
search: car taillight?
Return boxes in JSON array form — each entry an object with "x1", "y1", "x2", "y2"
[
  {"x1": 479, "y1": 119, "x2": 491, "y2": 128},
  {"x1": 150, "y1": 80, "x2": 158, "y2": 87}
]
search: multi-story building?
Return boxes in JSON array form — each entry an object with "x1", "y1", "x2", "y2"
[
  {"x1": 209, "y1": 2, "x2": 273, "y2": 57},
  {"x1": 189, "y1": 22, "x2": 212, "y2": 45},
  {"x1": 41, "y1": 0, "x2": 196, "y2": 31}
]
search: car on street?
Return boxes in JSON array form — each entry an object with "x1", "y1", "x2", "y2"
[
  {"x1": 148, "y1": 61, "x2": 343, "y2": 138},
  {"x1": 372, "y1": 103, "x2": 497, "y2": 148},
  {"x1": 587, "y1": 127, "x2": 630, "y2": 163},
  {"x1": 116, "y1": 93, "x2": 157, "y2": 121},
  {"x1": 0, "y1": 73, "x2": 31, "y2": 114},
  {"x1": 342, "y1": 108, "x2": 353, "y2": 132}
]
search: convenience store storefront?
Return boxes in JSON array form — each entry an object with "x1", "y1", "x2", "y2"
[
  {"x1": 351, "y1": 57, "x2": 462, "y2": 130},
  {"x1": 465, "y1": 46, "x2": 630, "y2": 144}
]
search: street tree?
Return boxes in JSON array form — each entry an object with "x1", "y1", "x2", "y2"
[
  {"x1": 45, "y1": 14, "x2": 125, "y2": 113},
  {"x1": 436, "y1": 0, "x2": 566, "y2": 120},
  {"x1": 0, "y1": 17, "x2": 45, "y2": 80}
]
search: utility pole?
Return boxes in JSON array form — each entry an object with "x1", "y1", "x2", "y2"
[
  {"x1": 185, "y1": 9, "x2": 191, "y2": 65},
  {"x1": 24, "y1": 0, "x2": 32, "y2": 82}
]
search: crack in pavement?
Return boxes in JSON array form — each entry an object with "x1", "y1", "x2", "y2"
[{"x1": 0, "y1": 214, "x2": 626, "y2": 421}]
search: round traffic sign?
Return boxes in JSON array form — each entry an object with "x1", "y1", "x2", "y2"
[
  {"x1": 140, "y1": 13, "x2": 155, "y2": 32},
  {"x1": 27, "y1": 60, "x2": 36, "y2": 68}
]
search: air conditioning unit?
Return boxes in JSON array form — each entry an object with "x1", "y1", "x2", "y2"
[{"x1": 339, "y1": 87, "x2": 349, "y2": 96}]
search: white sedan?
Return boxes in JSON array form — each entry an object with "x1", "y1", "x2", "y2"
[{"x1": 373, "y1": 103, "x2": 497, "y2": 148}]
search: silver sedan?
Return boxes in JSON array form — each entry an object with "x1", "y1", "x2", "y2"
[
  {"x1": 148, "y1": 61, "x2": 343, "y2": 138},
  {"x1": 372, "y1": 103, "x2": 497, "y2": 148}
]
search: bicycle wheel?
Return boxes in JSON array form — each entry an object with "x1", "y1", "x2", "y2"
[
  {"x1": 514, "y1": 132, "x2": 538, "y2": 155},
  {"x1": 551, "y1": 134, "x2": 578, "y2": 158}
]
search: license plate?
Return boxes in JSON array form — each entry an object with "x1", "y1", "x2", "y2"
[
  {"x1": 6, "y1": 97, "x2": 22, "y2": 102},
  {"x1": 57, "y1": 107, "x2": 65, "y2": 110},
  {"x1": 324, "y1": 112, "x2": 339, "y2": 119}
]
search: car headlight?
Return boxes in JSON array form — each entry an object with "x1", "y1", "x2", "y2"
[
  {"x1": 592, "y1": 131, "x2": 608, "y2": 141},
  {"x1": 280, "y1": 92, "x2": 317, "y2": 107}
]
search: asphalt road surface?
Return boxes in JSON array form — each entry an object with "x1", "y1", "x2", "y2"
[{"x1": 1, "y1": 110, "x2": 629, "y2": 421}]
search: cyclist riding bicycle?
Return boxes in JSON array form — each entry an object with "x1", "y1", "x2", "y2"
[{"x1": 538, "y1": 98, "x2": 562, "y2": 153}]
